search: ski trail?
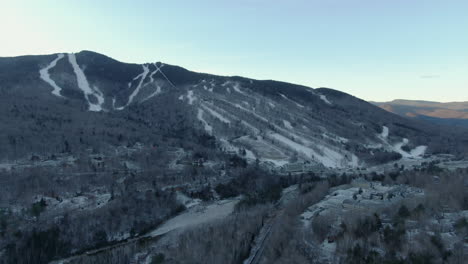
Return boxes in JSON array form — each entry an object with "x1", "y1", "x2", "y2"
[
  {"x1": 378, "y1": 126, "x2": 426, "y2": 159},
  {"x1": 234, "y1": 103, "x2": 269, "y2": 122},
  {"x1": 233, "y1": 82, "x2": 247, "y2": 95},
  {"x1": 39, "y1": 54, "x2": 65, "y2": 97},
  {"x1": 197, "y1": 108, "x2": 212, "y2": 134},
  {"x1": 279, "y1": 93, "x2": 305, "y2": 108},
  {"x1": 150, "y1": 63, "x2": 176, "y2": 88},
  {"x1": 201, "y1": 104, "x2": 231, "y2": 124},
  {"x1": 126, "y1": 64, "x2": 149, "y2": 106},
  {"x1": 68, "y1": 53, "x2": 105, "y2": 111},
  {"x1": 380, "y1": 126, "x2": 389, "y2": 138},
  {"x1": 283, "y1": 120, "x2": 293, "y2": 130},
  {"x1": 148, "y1": 63, "x2": 159, "y2": 83},
  {"x1": 187, "y1": 90, "x2": 196, "y2": 105},
  {"x1": 319, "y1": 94, "x2": 332, "y2": 105},
  {"x1": 141, "y1": 85, "x2": 162, "y2": 103}
]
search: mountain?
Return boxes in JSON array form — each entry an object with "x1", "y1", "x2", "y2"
[
  {"x1": 373, "y1": 99, "x2": 468, "y2": 128},
  {"x1": 1, "y1": 51, "x2": 467, "y2": 168},
  {"x1": 1, "y1": 51, "x2": 468, "y2": 264}
]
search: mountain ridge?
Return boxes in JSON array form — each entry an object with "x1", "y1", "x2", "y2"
[{"x1": 1, "y1": 51, "x2": 467, "y2": 168}]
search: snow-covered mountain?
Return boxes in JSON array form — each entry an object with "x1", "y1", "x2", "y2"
[{"x1": 1, "y1": 51, "x2": 467, "y2": 168}]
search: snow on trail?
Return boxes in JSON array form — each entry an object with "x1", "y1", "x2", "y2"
[
  {"x1": 187, "y1": 90, "x2": 196, "y2": 105},
  {"x1": 39, "y1": 54, "x2": 65, "y2": 97},
  {"x1": 378, "y1": 126, "x2": 427, "y2": 158},
  {"x1": 126, "y1": 64, "x2": 149, "y2": 106},
  {"x1": 279, "y1": 93, "x2": 305, "y2": 108},
  {"x1": 319, "y1": 94, "x2": 332, "y2": 105},
  {"x1": 201, "y1": 104, "x2": 231, "y2": 123},
  {"x1": 148, "y1": 63, "x2": 159, "y2": 83},
  {"x1": 233, "y1": 83, "x2": 244, "y2": 94},
  {"x1": 68, "y1": 54, "x2": 105, "y2": 111},
  {"x1": 394, "y1": 138, "x2": 410, "y2": 158},
  {"x1": 141, "y1": 85, "x2": 162, "y2": 103},
  {"x1": 148, "y1": 198, "x2": 239, "y2": 237},
  {"x1": 393, "y1": 138, "x2": 426, "y2": 158},
  {"x1": 197, "y1": 108, "x2": 212, "y2": 134}
]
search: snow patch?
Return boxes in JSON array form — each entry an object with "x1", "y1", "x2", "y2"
[
  {"x1": 319, "y1": 94, "x2": 332, "y2": 105},
  {"x1": 283, "y1": 120, "x2": 293, "y2": 130},
  {"x1": 410, "y1": 146, "x2": 427, "y2": 157},
  {"x1": 68, "y1": 54, "x2": 105, "y2": 111},
  {"x1": 187, "y1": 90, "x2": 196, "y2": 105},
  {"x1": 380, "y1": 126, "x2": 389, "y2": 138},
  {"x1": 39, "y1": 54, "x2": 65, "y2": 97},
  {"x1": 197, "y1": 109, "x2": 212, "y2": 134}
]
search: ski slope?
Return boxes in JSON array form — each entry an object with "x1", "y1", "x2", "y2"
[
  {"x1": 39, "y1": 54, "x2": 65, "y2": 97},
  {"x1": 68, "y1": 53, "x2": 105, "y2": 111}
]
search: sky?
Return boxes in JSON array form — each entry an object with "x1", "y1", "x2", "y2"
[{"x1": 1, "y1": 0, "x2": 467, "y2": 102}]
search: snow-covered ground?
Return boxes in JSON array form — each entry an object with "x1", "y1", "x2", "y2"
[
  {"x1": 148, "y1": 198, "x2": 240, "y2": 237},
  {"x1": 39, "y1": 54, "x2": 65, "y2": 97},
  {"x1": 68, "y1": 53, "x2": 105, "y2": 111}
]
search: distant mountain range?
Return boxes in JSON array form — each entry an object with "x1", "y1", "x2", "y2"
[{"x1": 372, "y1": 99, "x2": 468, "y2": 128}]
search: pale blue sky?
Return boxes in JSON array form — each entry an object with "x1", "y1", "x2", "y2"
[{"x1": 1, "y1": 0, "x2": 467, "y2": 102}]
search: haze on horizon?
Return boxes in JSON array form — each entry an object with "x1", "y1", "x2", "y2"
[{"x1": 1, "y1": 0, "x2": 467, "y2": 102}]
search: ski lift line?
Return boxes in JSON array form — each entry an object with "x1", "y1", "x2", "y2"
[{"x1": 154, "y1": 63, "x2": 176, "y2": 88}]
